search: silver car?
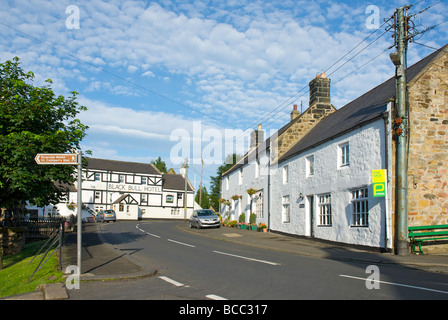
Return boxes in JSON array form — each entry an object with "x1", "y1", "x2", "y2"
[
  {"x1": 95, "y1": 210, "x2": 116, "y2": 223},
  {"x1": 189, "y1": 209, "x2": 220, "y2": 229}
]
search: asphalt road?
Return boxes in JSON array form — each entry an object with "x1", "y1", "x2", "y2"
[{"x1": 67, "y1": 220, "x2": 448, "y2": 301}]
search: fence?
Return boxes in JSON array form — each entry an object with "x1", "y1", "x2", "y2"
[{"x1": 5, "y1": 217, "x2": 67, "y2": 243}]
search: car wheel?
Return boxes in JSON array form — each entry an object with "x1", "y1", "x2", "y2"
[{"x1": 189, "y1": 221, "x2": 193, "y2": 228}]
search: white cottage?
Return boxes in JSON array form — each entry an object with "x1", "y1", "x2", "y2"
[{"x1": 223, "y1": 45, "x2": 448, "y2": 252}]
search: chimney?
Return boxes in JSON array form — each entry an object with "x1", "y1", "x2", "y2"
[
  {"x1": 290, "y1": 104, "x2": 300, "y2": 121},
  {"x1": 250, "y1": 124, "x2": 264, "y2": 149},
  {"x1": 309, "y1": 73, "x2": 331, "y2": 110}
]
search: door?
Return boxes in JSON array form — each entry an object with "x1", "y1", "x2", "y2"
[{"x1": 307, "y1": 195, "x2": 314, "y2": 237}]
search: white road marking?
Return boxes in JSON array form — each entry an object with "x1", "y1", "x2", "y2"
[
  {"x1": 168, "y1": 239, "x2": 196, "y2": 247},
  {"x1": 206, "y1": 294, "x2": 228, "y2": 300},
  {"x1": 339, "y1": 274, "x2": 448, "y2": 295},
  {"x1": 136, "y1": 224, "x2": 160, "y2": 238},
  {"x1": 213, "y1": 250, "x2": 280, "y2": 266},
  {"x1": 159, "y1": 276, "x2": 185, "y2": 287}
]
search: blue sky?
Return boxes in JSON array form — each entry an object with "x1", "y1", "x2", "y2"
[{"x1": 1, "y1": 0, "x2": 447, "y2": 190}]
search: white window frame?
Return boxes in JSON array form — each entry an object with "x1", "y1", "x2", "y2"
[
  {"x1": 282, "y1": 165, "x2": 288, "y2": 184},
  {"x1": 318, "y1": 194, "x2": 332, "y2": 226},
  {"x1": 119, "y1": 174, "x2": 125, "y2": 183},
  {"x1": 254, "y1": 191, "x2": 263, "y2": 218},
  {"x1": 94, "y1": 172, "x2": 101, "y2": 181},
  {"x1": 282, "y1": 195, "x2": 290, "y2": 223},
  {"x1": 351, "y1": 187, "x2": 369, "y2": 227},
  {"x1": 141, "y1": 177, "x2": 147, "y2": 185},
  {"x1": 306, "y1": 155, "x2": 314, "y2": 177},
  {"x1": 339, "y1": 142, "x2": 350, "y2": 168}
]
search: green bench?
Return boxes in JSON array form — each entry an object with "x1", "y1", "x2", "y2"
[{"x1": 408, "y1": 224, "x2": 448, "y2": 254}]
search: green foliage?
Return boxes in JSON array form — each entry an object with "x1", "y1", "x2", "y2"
[
  {"x1": 209, "y1": 153, "x2": 241, "y2": 211},
  {"x1": 195, "y1": 186, "x2": 210, "y2": 209},
  {"x1": 150, "y1": 156, "x2": 167, "y2": 173},
  {"x1": 0, "y1": 57, "x2": 89, "y2": 208}
]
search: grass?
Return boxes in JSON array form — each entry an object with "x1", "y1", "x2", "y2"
[{"x1": 0, "y1": 240, "x2": 64, "y2": 298}]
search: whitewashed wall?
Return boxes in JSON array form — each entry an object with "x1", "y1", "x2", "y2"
[
  {"x1": 221, "y1": 149, "x2": 270, "y2": 225},
  {"x1": 270, "y1": 118, "x2": 391, "y2": 249}
]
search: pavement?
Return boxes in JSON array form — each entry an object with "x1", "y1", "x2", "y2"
[{"x1": 3, "y1": 220, "x2": 448, "y2": 300}]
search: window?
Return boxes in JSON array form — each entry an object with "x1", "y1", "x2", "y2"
[
  {"x1": 119, "y1": 175, "x2": 125, "y2": 183},
  {"x1": 119, "y1": 203, "x2": 124, "y2": 212},
  {"x1": 282, "y1": 195, "x2": 290, "y2": 223},
  {"x1": 141, "y1": 177, "x2": 147, "y2": 185},
  {"x1": 95, "y1": 191, "x2": 101, "y2": 200},
  {"x1": 254, "y1": 191, "x2": 263, "y2": 218},
  {"x1": 141, "y1": 194, "x2": 148, "y2": 204},
  {"x1": 306, "y1": 155, "x2": 314, "y2": 177},
  {"x1": 166, "y1": 195, "x2": 174, "y2": 203},
  {"x1": 339, "y1": 143, "x2": 350, "y2": 167},
  {"x1": 318, "y1": 194, "x2": 332, "y2": 226},
  {"x1": 94, "y1": 173, "x2": 101, "y2": 181},
  {"x1": 352, "y1": 187, "x2": 369, "y2": 226},
  {"x1": 283, "y1": 165, "x2": 288, "y2": 184}
]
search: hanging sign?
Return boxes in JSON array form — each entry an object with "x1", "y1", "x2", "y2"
[{"x1": 372, "y1": 169, "x2": 386, "y2": 197}]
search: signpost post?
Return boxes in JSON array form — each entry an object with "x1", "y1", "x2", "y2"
[{"x1": 35, "y1": 151, "x2": 82, "y2": 277}]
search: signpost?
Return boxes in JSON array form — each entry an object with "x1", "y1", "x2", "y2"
[
  {"x1": 35, "y1": 151, "x2": 83, "y2": 277},
  {"x1": 35, "y1": 153, "x2": 78, "y2": 165}
]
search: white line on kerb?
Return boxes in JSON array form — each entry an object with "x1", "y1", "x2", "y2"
[
  {"x1": 168, "y1": 239, "x2": 196, "y2": 247},
  {"x1": 206, "y1": 294, "x2": 228, "y2": 300},
  {"x1": 339, "y1": 274, "x2": 448, "y2": 295},
  {"x1": 159, "y1": 276, "x2": 185, "y2": 287},
  {"x1": 213, "y1": 250, "x2": 280, "y2": 266}
]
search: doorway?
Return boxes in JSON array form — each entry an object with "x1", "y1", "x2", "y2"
[{"x1": 307, "y1": 195, "x2": 314, "y2": 237}]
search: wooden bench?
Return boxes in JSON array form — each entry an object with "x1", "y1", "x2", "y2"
[{"x1": 408, "y1": 225, "x2": 448, "y2": 254}]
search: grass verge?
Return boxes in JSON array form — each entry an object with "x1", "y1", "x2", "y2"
[{"x1": 0, "y1": 240, "x2": 63, "y2": 298}]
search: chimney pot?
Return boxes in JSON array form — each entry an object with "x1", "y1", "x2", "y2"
[{"x1": 293, "y1": 104, "x2": 297, "y2": 111}]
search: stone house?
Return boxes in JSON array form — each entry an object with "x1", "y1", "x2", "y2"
[{"x1": 222, "y1": 44, "x2": 447, "y2": 253}]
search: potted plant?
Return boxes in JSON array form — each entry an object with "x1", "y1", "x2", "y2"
[
  {"x1": 258, "y1": 223, "x2": 267, "y2": 232},
  {"x1": 231, "y1": 195, "x2": 241, "y2": 201},
  {"x1": 249, "y1": 213, "x2": 257, "y2": 230},
  {"x1": 246, "y1": 188, "x2": 257, "y2": 195}
]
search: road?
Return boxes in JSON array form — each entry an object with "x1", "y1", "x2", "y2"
[{"x1": 67, "y1": 220, "x2": 448, "y2": 301}]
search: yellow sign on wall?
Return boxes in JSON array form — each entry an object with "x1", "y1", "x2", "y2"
[{"x1": 372, "y1": 169, "x2": 386, "y2": 197}]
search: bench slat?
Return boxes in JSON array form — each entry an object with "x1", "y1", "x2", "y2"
[{"x1": 408, "y1": 225, "x2": 448, "y2": 254}]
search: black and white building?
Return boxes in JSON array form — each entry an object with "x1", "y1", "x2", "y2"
[{"x1": 31, "y1": 157, "x2": 196, "y2": 220}]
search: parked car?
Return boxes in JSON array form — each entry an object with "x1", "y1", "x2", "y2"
[
  {"x1": 95, "y1": 210, "x2": 116, "y2": 223},
  {"x1": 189, "y1": 209, "x2": 220, "y2": 229}
]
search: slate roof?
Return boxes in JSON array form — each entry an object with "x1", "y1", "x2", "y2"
[
  {"x1": 279, "y1": 44, "x2": 447, "y2": 163},
  {"x1": 85, "y1": 157, "x2": 161, "y2": 175},
  {"x1": 163, "y1": 174, "x2": 194, "y2": 192}
]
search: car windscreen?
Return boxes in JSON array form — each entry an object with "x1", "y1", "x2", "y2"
[{"x1": 196, "y1": 210, "x2": 215, "y2": 217}]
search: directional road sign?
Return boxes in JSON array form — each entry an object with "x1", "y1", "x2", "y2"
[{"x1": 35, "y1": 153, "x2": 78, "y2": 165}]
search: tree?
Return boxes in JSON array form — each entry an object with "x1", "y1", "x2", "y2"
[
  {"x1": 150, "y1": 156, "x2": 167, "y2": 173},
  {"x1": 195, "y1": 186, "x2": 210, "y2": 209},
  {"x1": 209, "y1": 154, "x2": 241, "y2": 211},
  {"x1": 0, "y1": 57, "x2": 89, "y2": 212}
]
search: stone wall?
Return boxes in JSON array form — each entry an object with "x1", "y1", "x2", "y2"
[{"x1": 407, "y1": 49, "x2": 448, "y2": 227}]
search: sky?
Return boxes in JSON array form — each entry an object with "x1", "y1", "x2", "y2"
[{"x1": 1, "y1": 0, "x2": 447, "y2": 191}]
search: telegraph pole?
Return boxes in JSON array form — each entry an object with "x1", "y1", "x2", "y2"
[
  {"x1": 391, "y1": 6, "x2": 409, "y2": 255},
  {"x1": 184, "y1": 158, "x2": 189, "y2": 221}
]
